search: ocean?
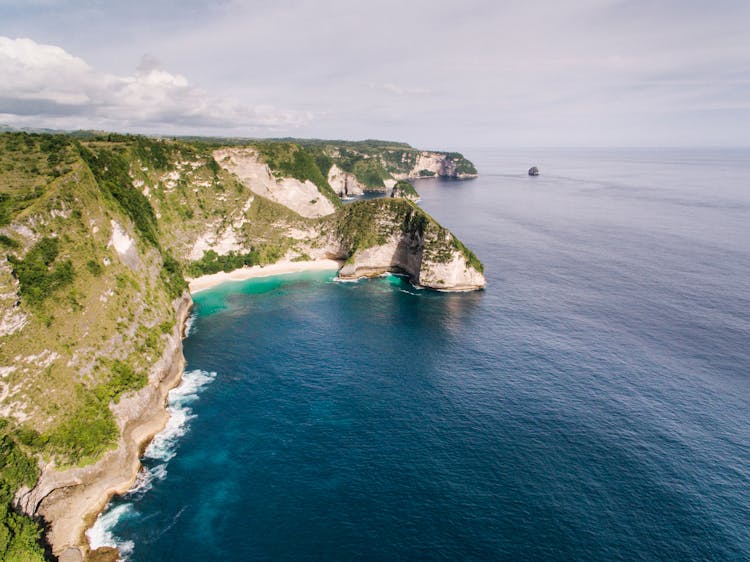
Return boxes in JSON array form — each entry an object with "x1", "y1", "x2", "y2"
[{"x1": 89, "y1": 148, "x2": 750, "y2": 560}]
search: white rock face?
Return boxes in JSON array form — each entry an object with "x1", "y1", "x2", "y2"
[
  {"x1": 189, "y1": 224, "x2": 243, "y2": 260},
  {"x1": 413, "y1": 152, "x2": 446, "y2": 177},
  {"x1": 327, "y1": 164, "x2": 365, "y2": 197},
  {"x1": 110, "y1": 221, "x2": 133, "y2": 255},
  {"x1": 0, "y1": 307, "x2": 28, "y2": 337},
  {"x1": 188, "y1": 195, "x2": 255, "y2": 260},
  {"x1": 22, "y1": 350, "x2": 60, "y2": 369},
  {"x1": 338, "y1": 237, "x2": 419, "y2": 279},
  {"x1": 390, "y1": 151, "x2": 477, "y2": 180},
  {"x1": 109, "y1": 220, "x2": 139, "y2": 269},
  {"x1": 214, "y1": 148, "x2": 336, "y2": 218},
  {"x1": 418, "y1": 252, "x2": 486, "y2": 291},
  {"x1": 337, "y1": 233, "x2": 485, "y2": 291}
]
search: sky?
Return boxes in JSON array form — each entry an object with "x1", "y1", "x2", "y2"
[{"x1": 0, "y1": 0, "x2": 748, "y2": 149}]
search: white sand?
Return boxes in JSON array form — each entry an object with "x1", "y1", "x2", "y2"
[{"x1": 188, "y1": 259, "x2": 342, "y2": 294}]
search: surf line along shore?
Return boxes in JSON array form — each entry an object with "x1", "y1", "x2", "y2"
[{"x1": 26, "y1": 259, "x2": 342, "y2": 561}]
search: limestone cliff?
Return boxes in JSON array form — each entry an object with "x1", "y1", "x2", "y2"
[
  {"x1": 276, "y1": 139, "x2": 478, "y2": 191},
  {"x1": 327, "y1": 164, "x2": 365, "y2": 197},
  {"x1": 17, "y1": 294, "x2": 192, "y2": 562},
  {"x1": 328, "y1": 199, "x2": 485, "y2": 291},
  {"x1": 398, "y1": 151, "x2": 479, "y2": 180}
]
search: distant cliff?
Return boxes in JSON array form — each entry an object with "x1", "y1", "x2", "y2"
[
  {"x1": 0, "y1": 132, "x2": 483, "y2": 560},
  {"x1": 256, "y1": 138, "x2": 478, "y2": 194}
]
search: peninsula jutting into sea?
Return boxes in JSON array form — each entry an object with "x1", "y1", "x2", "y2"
[{"x1": 0, "y1": 131, "x2": 484, "y2": 560}]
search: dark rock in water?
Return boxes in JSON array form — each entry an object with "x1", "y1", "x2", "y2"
[{"x1": 528, "y1": 166, "x2": 540, "y2": 176}]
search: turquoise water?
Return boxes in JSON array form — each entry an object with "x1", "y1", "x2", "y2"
[{"x1": 91, "y1": 148, "x2": 750, "y2": 559}]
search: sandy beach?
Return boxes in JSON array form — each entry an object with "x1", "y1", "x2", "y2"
[{"x1": 188, "y1": 259, "x2": 343, "y2": 294}]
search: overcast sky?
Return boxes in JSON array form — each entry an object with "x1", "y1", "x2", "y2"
[{"x1": 1, "y1": 0, "x2": 748, "y2": 148}]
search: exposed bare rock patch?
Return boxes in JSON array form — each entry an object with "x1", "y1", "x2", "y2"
[{"x1": 213, "y1": 148, "x2": 336, "y2": 218}]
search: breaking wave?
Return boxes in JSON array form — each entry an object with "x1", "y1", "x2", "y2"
[{"x1": 86, "y1": 369, "x2": 216, "y2": 559}]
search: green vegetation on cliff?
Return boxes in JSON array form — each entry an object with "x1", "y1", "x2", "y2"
[
  {"x1": 391, "y1": 180, "x2": 420, "y2": 200},
  {"x1": 451, "y1": 236, "x2": 484, "y2": 273},
  {"x1": 333, "y1": 198, "x2": 431, "y2": 255},
  {"x1": 0, "y1": 134, "x2": 184, "y2": 470},
  {"x1": 335, "y1": 149, "x2": 390, "y2": 189},
  {"x1": 8, "y1": 237, "x2": 74, "y2": 305},
  {"x1": 0, "y1": 133, "x2": 78, "y2": 226},
  {"x1": 0, "y1": 426, "x2": 46, "y2": 562},
  {"x1": 79, "y1": 143, "x2": 160, "y2": 247},
  {"x1": 331, "y1": 197, "x2": 484, "y2": 273}
]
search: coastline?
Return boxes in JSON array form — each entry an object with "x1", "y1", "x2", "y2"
[
  {"x1": 17, "y1": 294, "x2": 194, "y2": 562},
  {"x1": 31, "y1": 256, "x2": 470, "y2": 560},
  {"x1": 188, "y1": 258, "x2": 343, "y2": 293},
  {"x1": 35, "y1": 259, "x2": 342, "y2": 560}
]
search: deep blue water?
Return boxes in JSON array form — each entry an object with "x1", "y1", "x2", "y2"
[{"x1": 91, "y1": 148, "x2": 750, "y2": 560}]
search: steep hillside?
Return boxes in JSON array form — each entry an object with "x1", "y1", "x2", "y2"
[
  {"x1": 0, "y1": 133, "x2": 188, "y2": 561},
  {"x1": 0, "y1": 132, "x2": 483, "y2": 560},
  {"x1": 328, "y1": 199, "x2": 485, "y2": 290}
]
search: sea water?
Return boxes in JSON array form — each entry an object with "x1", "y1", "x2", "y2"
[{"x1": 90, "y1": 148, "x2": 750, "y2": 560}]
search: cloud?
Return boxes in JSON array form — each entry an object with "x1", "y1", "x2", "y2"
[
  {"x1": 366, "y1": 83, "x2": 432, "y2": 97},
  {"x1": 0, "y1": 36, "x2": 311, "y2": 132},
  {"x1": 1, "y1": 0, "x2": 749, "y2": 147}
]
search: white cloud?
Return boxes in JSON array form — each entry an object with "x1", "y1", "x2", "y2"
[
  {"x1": 366, "y1": 82, "x2": 432, "y2": 97},
  {"x1": 0, "y1": 36, "x2": 311, "y2": 132},
  {"x1": 1, "y1": 0, "x2": 749, "y2": 146}
]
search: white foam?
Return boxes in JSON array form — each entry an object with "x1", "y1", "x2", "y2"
[
  {"x1": 144, "y1": 369, "x2": 216, "y2": 461},
  {"x1": 87, "y1": 369, "x2": 216, "y2": 557},
  {"x1": 332, "y1": 276, "x2": 361, "y2": 283},
  {"x1": 86, "y1": 503, "x2": 136, "y2": 557},
  {"x1": 184, "y1": 313, "x2": 197, "y2": 336},
  {"x1": 126, "y1": 369, "x2": 216, "y2": 497}
]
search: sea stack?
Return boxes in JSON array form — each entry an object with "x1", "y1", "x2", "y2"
[{"x1": 528, "y1": 166, "x2": 540, "y2": 176}]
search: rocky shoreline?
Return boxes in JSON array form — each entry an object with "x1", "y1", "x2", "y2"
[{"x1": 16, "y1": 293, "x2": 194, "y2": 562}]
